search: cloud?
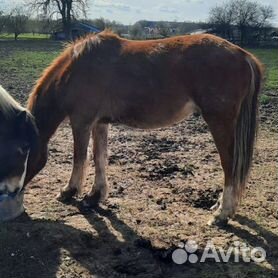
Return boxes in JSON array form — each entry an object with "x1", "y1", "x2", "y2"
[
  {"x1": 183, "y1": 0, "x2": 204, "y2": 3},
  {"x1": 159, "y1": 6, "x2": 178, "y2": 14},
  {"x1": 157, "y1": 0, "x2": 204, "y2": 15},
  {"x1": 105, "y1": 8, "x2": 114, "y2": 14},
  {"x1": 94, "y1": 0, "x2": 131, "y2": 12}
]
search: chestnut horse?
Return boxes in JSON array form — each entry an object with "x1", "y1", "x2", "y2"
[{"x1": 24, "y1": 31, "x2": 263, "y2": 225}]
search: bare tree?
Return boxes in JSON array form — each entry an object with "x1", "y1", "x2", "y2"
[
  {"x1": 208, "y1": 0, "x2": 275, "y2": 45},
  {"x1": 89, "y1": 18, "x2": 106, "y2": 30},
  {"x1": 6, "y1": 8, "x2": 29, "y2": 40},
  {"x1": 0, "y1": 11, "x2": 7, "y2": 33},
  {"x1": 256, "y1": 5, "x2": 275, "y2": 40},
  {"x1": 129, "y1": 22, "x2": 144, "y2": 39},
  {"x1": 259, "y1": 5, "x2": 275, "y2": 28},
  {"x1": 209, "y1": 4, "x2": 234, "y2": 40},
  {"x1": 231, "y1": 0, "x2": 260, "y2": 44},
  {"x1": 27, "y1": 0, "x2": 88, "y2": 39}
]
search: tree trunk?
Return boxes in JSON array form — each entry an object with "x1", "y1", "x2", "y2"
[
  {"x1": 63, "y1": 20, "x2": 71, "y2": 40},
  {"x1": 60, "y1": 0, "x2": 72, "y2": 40},
  {"x1": 66, "y1": 1, "x2": 72, "y2": 40},
  {"x1": 239, "y1": 25, "x2": 245, "y2": 46}
]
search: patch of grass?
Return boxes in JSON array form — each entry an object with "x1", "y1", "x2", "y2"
[
  {"x1": 247, "y1": 48, "x2": 278, "y2": 92},
  {"x1": 0, "y1": 41, "x2": 61, "y2": 81},
  {"x1": 260, "y1": 94, "x2": 271, "y2": 104},
  {"x1": 0, "y1": 40, "x2": 62, "y2": 102},
  {"x1": 0, "y1": 33, "x2": 50, "y2": 40},
  {"x1": 1, "y1": 50, "x2": 59, "y2": 79}
]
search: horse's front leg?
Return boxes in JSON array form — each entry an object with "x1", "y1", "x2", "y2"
[
  {"x1": 83, "y1": 123, "x2": 108, "y2": 207},
  {"x1": 57, "y1": 117, "x2": 91, "y2": 202}
]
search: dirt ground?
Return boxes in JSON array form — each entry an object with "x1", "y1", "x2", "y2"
[{"x1": 0, "y1": 42, "x2": 277, "y2": 278}]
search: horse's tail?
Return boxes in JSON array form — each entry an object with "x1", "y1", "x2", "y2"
[{"x1": 232, "y1": 54, "x2": 263, "y2": 201}]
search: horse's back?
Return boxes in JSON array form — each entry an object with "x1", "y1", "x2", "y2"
[
  {"x1": 56, "y1": 32, "x2": 262, "y2": 128},
  {"x1": 99, "y1": 34, "x2": 256, "y2": 126}
]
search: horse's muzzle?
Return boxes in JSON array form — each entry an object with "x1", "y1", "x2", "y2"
[{"x1": 0, "y1": 190, "x2": 25, "y2": 221}]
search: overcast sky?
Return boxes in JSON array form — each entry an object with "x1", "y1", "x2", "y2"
[
  {"x1": 88, "y1": 0, "x2": 278, "y2": 25},
  {"x1": 1, "y1": 0, "x2": 277, "y2": 25}
]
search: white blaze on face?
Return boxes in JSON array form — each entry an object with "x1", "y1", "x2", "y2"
[{"x1": 0, "y1": 151, "x2": 29, "y2": 194}]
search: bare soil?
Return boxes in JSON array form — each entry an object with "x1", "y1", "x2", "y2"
[{"x1": 0, "y1": 42, "x2": 277, "y2": 278}]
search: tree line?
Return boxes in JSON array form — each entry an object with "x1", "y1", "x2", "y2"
[
  {"x1": 0, "y1": 0, "x2": 276, "y2": 45},
  {"x1": 0, "y1": 10, "x2": 128, "y2": 40},
  {"x1": 208, "y1": 0, "x2": 275, "y2": 45},
  {"x1": 0, "y1": 0, "x2": 89, "y2": 40},
  {"x1": 0, "y1": 8, "x2": 31, "y2": 40}
]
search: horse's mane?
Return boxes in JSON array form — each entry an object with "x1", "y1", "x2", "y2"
[
  {"x1": 0, "y1": 85, "x2": 24, "y2": 118},
  {"x1": 27, "y1": 30, "x2": 120, "y2": 112},
  {"x1": 71, "y1": 29, "x2": 120, "y2": 59}
]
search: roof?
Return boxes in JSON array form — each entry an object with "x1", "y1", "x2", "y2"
[
  {"x1": 53, "y1": 22, "x2": 101, "y2": 33},
  {"x1": 74, "y1": 22, "x2": 100, "y2": 33}
]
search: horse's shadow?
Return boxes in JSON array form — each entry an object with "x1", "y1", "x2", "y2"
[
  {"x1": 0, "y1": 203, "x2": 162, "y2": 278},
  {"x1": 0, "y1": 205, "x2": 276, "y2": 278},
  {"x1": 221, "y1": 214, "x2": 278, "y2": 270}
]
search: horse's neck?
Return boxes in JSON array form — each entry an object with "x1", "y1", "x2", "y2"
[{"x1": 28, "y1": 86, "x2": 66, "y2": 143}]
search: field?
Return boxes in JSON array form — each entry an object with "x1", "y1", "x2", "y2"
[
  {"x1": 0, "y1": 33, "x2": 50, "y2": 40},
  {"x1": 247, "y1": 48, "x2": 278, "y2": 92},
  {"x1": 0, "y1": 40, "x2": 277, "y2": 278}
]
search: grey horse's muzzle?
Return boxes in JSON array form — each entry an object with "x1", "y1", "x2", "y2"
[{"x1": 0, "y1": 190, "x2": 24, "y2": 221}]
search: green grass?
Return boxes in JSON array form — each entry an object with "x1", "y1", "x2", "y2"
[
  {"x1": 0, "y1": 33, "x2": 50, "y2": 40},
  {"x1": 260, "y1": 94, "x2": 271, "y2": 104},
  {"x1": 1, "y1": 50, "x2": 59, "y2": 79},
  {"x1": 0, "y1": 41, "x2": 61, "y2": 83},
  {"x1": 247, "y1": 48, "x2": 278, "y2": 91}
]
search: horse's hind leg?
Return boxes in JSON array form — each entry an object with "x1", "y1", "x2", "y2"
[
  {"x1": 82, "y1": 123, "x2": 108, "y2": 207},
  {"x1": 57, "y1": 117, "x2": 91, "y2": 202},
  {"x1": 203, "y1": 113, "x2": 239, "y2": 226}
]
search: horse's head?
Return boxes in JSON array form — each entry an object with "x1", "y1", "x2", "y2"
[{"x1": 0, "y1": 108, "x2": 38, "y2": 220}]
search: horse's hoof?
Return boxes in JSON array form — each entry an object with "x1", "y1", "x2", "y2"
[
  {"x1": 210, "y1": 193, "x2": 223, "y2": 211},
  {"x1": 57, "y1": 188, "x2": 77, "y2": 203},
  {"x1": 207, "y1": 216, "x2": 229, "y2": 227},
  {"x1": 210, "y1": 202, "x2": 219, "y2": 211},
  {"x1": 82, "y1": 192, "x2": 102, "y2": 208}
]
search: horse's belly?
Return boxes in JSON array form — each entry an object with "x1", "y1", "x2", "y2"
[{"x1": 114, "y1": 99, "x2": 197, "y2": 129}]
